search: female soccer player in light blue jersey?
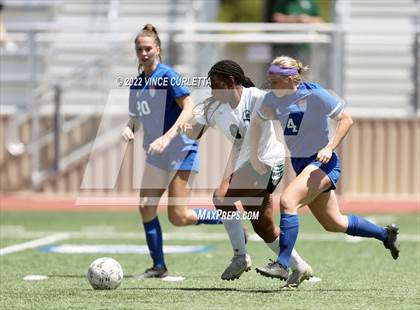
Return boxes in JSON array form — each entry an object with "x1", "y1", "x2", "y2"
[
  {"x1": 250, "y1": 56, "x2": 400, "y2": 285},
  {"x1": 122, "y1": 24, "x2": 222, "y2": 279}
]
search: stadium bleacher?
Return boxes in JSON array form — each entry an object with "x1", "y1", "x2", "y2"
[{"x1": 341, "y1": 0, "x2": 419, "y2": 116}]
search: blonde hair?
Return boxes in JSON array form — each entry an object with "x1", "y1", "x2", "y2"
[
  {"x1": 134, "y1": 24, "x2": 162, "y2": 73},
  {"x1": 271, "y1": 56, "x2": 308, "y2": 84}
]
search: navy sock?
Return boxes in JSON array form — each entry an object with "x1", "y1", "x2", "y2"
[
  {"x1": 143, "y1": 217, "x2": 165, "y2": 268},
  {"x1": 346, "y1": 214, "x2": 388, "y2": 242},
  {"x1": 277, "y1": 213, "x2": 299, "y2": 269},
  {"x1": 194, "y1": 208, "x2": 223, "y2": 224}
]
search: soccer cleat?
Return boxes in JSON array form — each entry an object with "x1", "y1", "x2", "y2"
[
  {"x1": 221, "y1": 254, "x2": 252, "y2": 281},
  {"x1": 255, "y1": 259, "x2": 289, "y2": 281},
  {"x1": 383, "y1": 224, "x2": 400, "y2": 260},
  {"x1": 135, "y1": 266, "x2": 168, "y2": 279},
  {"x1": 283, "y1": 264, "x2": 313, "y2": 289}
]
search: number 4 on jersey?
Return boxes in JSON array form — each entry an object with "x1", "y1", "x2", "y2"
[{"x1": 284, "y1": 111, "x2": 304, "y2": 136}]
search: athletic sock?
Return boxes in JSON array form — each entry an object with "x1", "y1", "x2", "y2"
[
  {"x1": 143, "y1": 217, "x2": 165, "y2": 268},
  {"x1": 266, "y1": 237, "x2": 307, "y2": 271},
  {"x1": 194, "y1": 208, "x2": 223, "y2": 224},
  {"x1": 277, "y1": 213, "x2": 299, "y2": 269},
  {"x1": 289, "y1": 249, "x2": 308, "y2": 271},
  {"x1": 346, "y1": 214, "x2": 388, "y2": 242},
  {"x1": 223, "y1": 217, "x2": 247, "y2": 256},
  {"x1": 266, "y1": 237, "x2": 280, "y2": 255}
]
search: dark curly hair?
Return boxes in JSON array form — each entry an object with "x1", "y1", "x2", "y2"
[{"x1": 196, "y1": 60, "x2": 255, "y2": 124}]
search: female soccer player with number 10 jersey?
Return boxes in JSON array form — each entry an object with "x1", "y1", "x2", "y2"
[{"x1": 122, "y1": 24, "x2": 222, "y2": 279}]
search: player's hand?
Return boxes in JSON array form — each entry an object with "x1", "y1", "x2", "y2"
[
  {"x1": 177, "y1": 123, "x2": 193, "y2": 134},
  {"x1": 316, "y1": 146, "x2": 333, "y2": 164},
  {"x1": 250, "y1": 156, "x2": 267, "y2": 175},
  {"x1": 122, "y1": 126, "x2": 134, "y2": 141},
  {"x1": 147, "y1": 134, "x2": 171, "y2": 155}
]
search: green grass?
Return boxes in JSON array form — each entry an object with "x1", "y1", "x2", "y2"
[{"x1": 1, "y1": 211, "x2": 419, "y2": 309}]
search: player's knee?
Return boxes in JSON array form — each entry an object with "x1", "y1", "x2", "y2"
[
  {"x1": 212, "y1": 192, "x2": 229, "y2": 210},
  {"x1": 138, "y1": 205, "x2": 156, "y2": 218},
  {"x1": 139, "y1": 197, "x2": 147, "y2": 209},
  {"x1": 212, "y1": 194, "x2": 223, "y2": 208},
  {"x1": 168, "y1": 209, "x2": 189, "y2": 227},
  {"x1": 169, "y1": 218, "x2": 187, "y2": 227},
  {"x1": 280, "y1": 195, "x2": 297, "y2": 212}
]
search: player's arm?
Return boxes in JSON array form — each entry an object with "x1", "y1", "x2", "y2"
[
  {"x1": 122, "y1": 117, "x2": 141, "y2": 141},
  {"x1": 127, "y1": 117, "x2": 141, "y2": 133},
  {"x1": 164, "y1": 95, "x2": 195, "y2": 139},
  {"x1": 327, "y1": 110, "x2": 353, "y2": 150},
  {"x1": 178, "y1": 96, "x2": 217, "y2": 140},
  {"x1": 147, "y1": 95, "x2": 194, "y2": 155},
  {"x1": 179, "y1": 122, "x2": 208, "y2": 140},
  {"x1": 249, "y1": 106, "x2": 275, "y2": 174},
  {"x1": 167, "y1": 95, "x2": 212, "y2": 140},
  {"x1": 317, "y1": 110, "x2": 353, "y2": 164}
]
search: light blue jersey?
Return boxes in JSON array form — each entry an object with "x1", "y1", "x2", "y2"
[
  {"x1": 128, "y1": 63, "x2": 199, "y2": 171},
  {"x1": 259, "y1": 82, "x2": 343, "y2": 158}
]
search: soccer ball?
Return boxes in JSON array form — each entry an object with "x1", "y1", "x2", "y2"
[{"x1": 87, "y1": 257, "x2": 123, "y2": 290}]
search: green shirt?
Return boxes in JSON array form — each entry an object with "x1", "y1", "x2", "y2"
[{"x1": 273, "y1": 0, "x2": 321, "y2": 17}]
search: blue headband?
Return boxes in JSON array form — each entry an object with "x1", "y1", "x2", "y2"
[{"x1": 267, "y1": 64, "x2": 299, "y2": 76}]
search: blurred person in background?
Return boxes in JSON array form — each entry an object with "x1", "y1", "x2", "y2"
[
  {"x1": 0, "y1": 2, "x2": 18, "y2": 53},
  {"x1": 271, "y1": 0, "x2": 323, "y2": 23},
  {"x1": 267, "y1": 0, "x2": 324, "y2": 67}
]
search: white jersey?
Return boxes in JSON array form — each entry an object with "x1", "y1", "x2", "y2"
[{"x1": 196, "y1": 87, "x2": 285, "y2": 172}]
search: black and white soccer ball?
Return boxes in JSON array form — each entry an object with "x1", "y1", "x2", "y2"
[{"x1": 87, "y1": 257, "x2": 123, "y2": 290}]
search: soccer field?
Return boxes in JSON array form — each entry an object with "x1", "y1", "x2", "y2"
[{"x1": 1, "y1": 211, "x2": 419, "y2": 310}]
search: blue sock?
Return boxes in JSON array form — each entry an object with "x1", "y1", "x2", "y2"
[
  {"x1": 194, "y1": 208, "x2": 223, "y2": 225},
  {"x1": 346, "y1": 214, "x2": 388, "y2": 242},
  {"x1": 277, "y1": 213, "x2": 299, "y2": 269},
  {"x1": 143, "y1": 217, "x2": 165, "y2": 268}
]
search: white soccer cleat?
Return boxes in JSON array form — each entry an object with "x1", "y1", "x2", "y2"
[
  {"x1": 221, "y1": 254, "x2": 252, "y2": 281},
  {"x1": 283, "y1": 264, "x2": 313, "y2": 289},
  {"x1": 135, "y1": 266, "x2": 168, "y2": 279}
]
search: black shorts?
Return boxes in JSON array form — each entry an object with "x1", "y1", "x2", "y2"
[{"x1": 229, "y1": 162, "x2": 284, "y2": 194}]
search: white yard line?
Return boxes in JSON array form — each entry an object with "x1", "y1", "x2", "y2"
[
  {"x1": 0, "y1": 233, "x2": 71, "y2": 256},
  {"x1": 0, "y1": 230, "x2": 419, "y2": 242}
]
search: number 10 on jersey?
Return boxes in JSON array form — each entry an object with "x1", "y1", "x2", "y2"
[{"x1": 137, "y1": 100, "x2": 151, "y2": 116}]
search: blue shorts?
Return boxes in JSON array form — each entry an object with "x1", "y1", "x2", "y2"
[
  {"x1": 291, "y1": 152, "x2": 341, "y2": 192},
  {"x1": 146, "y1": 150, "x2": 199, "y2": 172}
]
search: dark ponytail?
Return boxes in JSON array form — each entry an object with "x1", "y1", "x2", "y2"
[
  {"x1": 242, "y1": 76, "x2": 255, "y2": 87},
  {"x1": 208, "y1": 60, "x2": 255, "y2": 87},
  {"x1": 135, "y1": 23, "x2": 162, "y2": 74},
  {"x1": 193, "y1": 96, "x2": 221, "y2": 126}
]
